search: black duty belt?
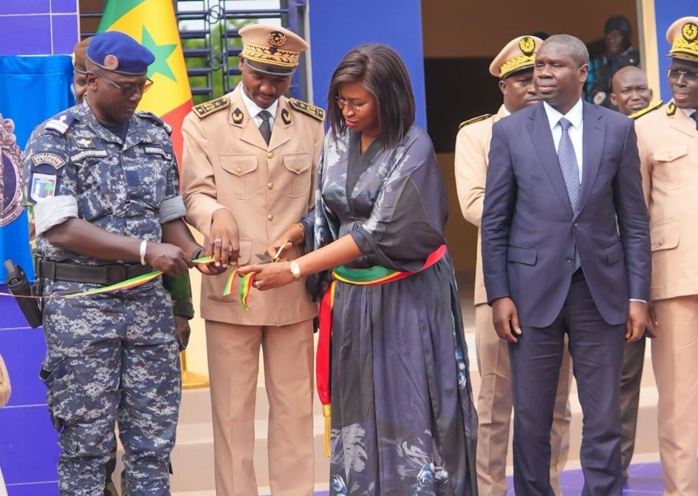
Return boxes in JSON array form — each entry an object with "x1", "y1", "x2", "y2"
[{"x1": 36, "y1": 259, "x2": 154, "y2": 286}]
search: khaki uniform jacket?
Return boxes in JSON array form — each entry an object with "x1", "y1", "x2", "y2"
[
  {"x1": 636, "y1": 103, "x2": 698, "y2": 301},
  {"x1": 182, "y1": 86, "x2": 324, "y2": 325},
  {"x1": 454, "y1": 105, "x2": 508, "y2": 306}
]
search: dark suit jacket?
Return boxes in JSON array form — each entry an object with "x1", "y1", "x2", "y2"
[{"x1": 481, "y1": 101, "x2": 650, "y2": 328}]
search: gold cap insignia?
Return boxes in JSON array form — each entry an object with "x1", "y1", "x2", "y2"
[
  {"x1": 232, "y1": 107, "x2": 244, "y2": 124},
  {"x1": 682, "y1": 22, "x2": 698, "y2": 42},
  {"x1": 666, "y1": 17, "x2": 698, "y2": 62},
  {"x1": 281, "y1": 108, "x2": 292, "y2": 125},
  {"x1": 268, "y1": 31, "x2": 288, "y2": 47},
  {"x1": 519, "y1": 37, "x2": 535, "y2": 56}
]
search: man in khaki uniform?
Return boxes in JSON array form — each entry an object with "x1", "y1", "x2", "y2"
[
  {"x1": 635, "y1": 16, "x2": 698, "y2": 496},
  {"x1": 181, "y1": 24, "x2": 324, "y2": 496},
  {"x1": 610, "y1": 65, "x2": 656, "y2": 485},
  {"x1": 454, "y1": 35, "x2": 572, "y2": 496}
]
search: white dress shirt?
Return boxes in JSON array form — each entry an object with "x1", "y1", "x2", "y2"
[
  {"x1": 240, "y1": 87, "x2": 278, "y2": 129},
  {"x1": 542, "y1": 98, "x2": 584, "y2": 178}
]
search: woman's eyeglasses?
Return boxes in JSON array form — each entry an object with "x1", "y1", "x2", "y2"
[
  {"x1": 91, "y1": 70, "x2": 154, "y2": 97},
  {"x1": 335, "y1": 96, "x2": 368, "y2": 113}
]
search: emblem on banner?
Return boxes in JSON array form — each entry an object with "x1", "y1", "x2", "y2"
[{"x1": 0, "y1": 116, "x2": 24, "y2": 227}]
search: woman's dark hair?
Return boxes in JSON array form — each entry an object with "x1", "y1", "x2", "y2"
[{"x1": 327, "y1": 43, "x2": 415, "y2": 149}]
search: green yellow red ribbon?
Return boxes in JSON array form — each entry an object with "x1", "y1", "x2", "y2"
[
  {"x1": 239, "y1": 273, "x2": 255, "y2": 312},
  {"x1": 0, "y1": 256, "x2": 214, "y2": 299}
]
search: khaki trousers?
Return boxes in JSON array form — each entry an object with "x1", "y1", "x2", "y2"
[
  {"x1": 475, "y1": 304, "x2": 572, "y2": 496},
  {"x1": 206, "y1": 320, "x2": 315, "y2": 496},
  {"x1": 652, "y1": 296, "x2": 698, "y2": 496}
]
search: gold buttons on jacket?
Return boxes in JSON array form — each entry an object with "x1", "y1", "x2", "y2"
[
  {"x1": 295, "y1": 164, "x2": 301, "y2": 171},
  {"x1": 235, "y1": 167, "x2": 242, "y2": 173},
  {"x1": 267, "y1": 152, "x2": 274, "y2": 159},
  {"x1": 658, "y1": 239, "x2": 664, "y2": 246},
  {"x1": 267, "y1": 182, "x2": 274, "y2": 190},
  {"x1": 267, "y1": 214, "x2": 274, "y2": 221}
]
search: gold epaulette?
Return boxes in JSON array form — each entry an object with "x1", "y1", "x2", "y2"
[
  {"x1": 192, "y1": 96, "x2": 230, "y2": 119},
  {"x1": 289, "y1": 99, "x2": 325, "y2": 122},
  {"x1": 630, "y1": 101, "x2": 663, "y2": 120},
  {"x1": 458, "y1": 114, "x2": 492, "y2": 130}
]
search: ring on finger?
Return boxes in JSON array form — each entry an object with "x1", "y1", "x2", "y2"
[
  {"x1": 213, "y1": 238, "x2": 222, "y2": 244},
  {"x1": 254, "y1": 280, "x2": 261, "y2": 289}
]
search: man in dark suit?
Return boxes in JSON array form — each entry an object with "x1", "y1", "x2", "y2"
[{"x1": 481, "y1": 34, "x2": 650, "y2": 496}]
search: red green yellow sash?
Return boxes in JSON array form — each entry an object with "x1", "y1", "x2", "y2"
[{"x1": 317, "y1": 244, "x2": 447, "y2": 456}]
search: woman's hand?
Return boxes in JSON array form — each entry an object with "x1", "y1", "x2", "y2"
[
  {"x1": 265, "y1": 239, "x2": 293, "y2": 261},
  {"x1": 265, "y1": 223, "x2": 304, "y2": 260},
  {"x1": 209, "y1": 209, "x2": 239, "y2": 268},
  {"x1": 238, "y1": 262, "x2": 295, "y2": 291}
]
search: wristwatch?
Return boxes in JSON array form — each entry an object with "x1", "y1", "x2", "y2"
[{"x1": 289, "y1": 260, "x2": 302, "y2": 280}]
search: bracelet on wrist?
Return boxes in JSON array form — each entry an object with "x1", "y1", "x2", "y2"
[
  {"x1": 139, "y1": 240, "x2": 148, "y2": 265},
  {"x1": 294, "y1": 222, "x2": 305, "y2": 244}
]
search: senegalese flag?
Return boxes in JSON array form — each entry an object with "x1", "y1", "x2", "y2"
[{"x1": 97, "y1": 0, "x2": 192, "y2": 167}]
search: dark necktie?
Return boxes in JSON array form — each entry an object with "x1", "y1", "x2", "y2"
[
  {"x1": 690, "y1": 111, "x2": 698, "y2": 130},
  {"x1": 258, "y1": 110, "x2": 272, "y2": 145},
  {"x1": 558, "y1": 117, "x2": 581, "y2": 270}
]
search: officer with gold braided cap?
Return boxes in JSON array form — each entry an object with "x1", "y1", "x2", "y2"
[
  {"x1": 181, "y1": 24, "x2": 323, "y2": 496},
  {"x1": 454, "y1": 35, "x2": 573, "y2": 496},
  {"x1": 634, "y1": 15, "x2": 698, "y2": 496}
]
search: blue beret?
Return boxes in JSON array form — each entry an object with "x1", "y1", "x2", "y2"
[{"x1": 86, "y1": 31, "x2": 155, "y2": 76}]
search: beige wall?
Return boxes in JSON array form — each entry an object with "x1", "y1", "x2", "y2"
[{"x1": 425, "y1": 0, "x2": 638, "y2": 273}]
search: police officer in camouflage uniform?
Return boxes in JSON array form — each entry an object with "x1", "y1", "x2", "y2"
[
  {"x1": 22, "y1": 31, "x2": 220, "y2": 496},
  {"x1": 70, "y1": 36, "x2": 196, "y2": 496}
]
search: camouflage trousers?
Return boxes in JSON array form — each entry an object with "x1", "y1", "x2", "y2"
[{"x1": 40, "y1": 279, "x2": 181, "y2": 496}]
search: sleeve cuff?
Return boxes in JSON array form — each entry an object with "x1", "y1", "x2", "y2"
[
  {"x1": 34, "y1": 195, "x2": 78, "y2": 236},
  {"x1": 172, "y1": 299, "x2": 195, "y2": 319},
  {"x1": 160, "y1": 196, "x2": 187, "y2": 224},
  {"x1": 629, "y1": 298, "x2": 647, "y2": 303}
]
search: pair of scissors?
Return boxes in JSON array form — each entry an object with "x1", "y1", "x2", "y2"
[{"x1": 254, "y1": 242, "x2": 287, "y2": 264}]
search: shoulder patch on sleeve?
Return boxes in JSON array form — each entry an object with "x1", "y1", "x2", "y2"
[
  {"x1": 289, "y1": 99, "x2": 325, "y2": 122},
  {"x1": 458, "y1": 114, "x2": 492, "y2": 130},
  {"x1": 137, "y1": 111, "x2": 173, "y2": 135},
  {"x1": 30, "y1": 173, "x2": 57, "y2": 202},
  {"x1": 192, "y1": 97, "x2": 230, "y2": 119},
  {"x1": 29, "y1": 152, "x2": 66, "y2": 170},
  {"x1": 630, "y1": 101, "x2": 663, "y2": 120},
  {"x1": 45, "y1": 112, "x2": 75, "y2": 135}
]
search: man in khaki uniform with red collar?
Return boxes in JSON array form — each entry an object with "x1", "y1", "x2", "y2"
[
  {"x1": 181, "y1": 24, "x2": 323, "y2": 496},
  {"x1": 635, "y1": 16, "x2": 698, "y2": 496},
  {"x1": 454, "y1": 35, "x2": 572, "y2": 496}
]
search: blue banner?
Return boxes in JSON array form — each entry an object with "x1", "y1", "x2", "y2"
[{"x1": 0, "y1": 55, "x2": 74, "y2": 282}]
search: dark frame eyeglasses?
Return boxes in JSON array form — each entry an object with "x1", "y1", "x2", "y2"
[
  {"x1": 91, "y1": 70, "x2": 154, "y2": 97},
  {"x1": 667, "y1": 68, "x2": 698, "y2": 83}
]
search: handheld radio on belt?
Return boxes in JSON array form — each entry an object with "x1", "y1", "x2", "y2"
[{"x1": 3, "y1": 260, "x2": 43, "y2": 328}]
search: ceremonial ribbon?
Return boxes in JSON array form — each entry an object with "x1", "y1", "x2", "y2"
[
  {"x1": 221, "y1": 265, "x2": 256, "y2": 312},
  {"x1": 0, "y1": 256, "x2": 214, "y2": 299},
  {"x1": 316, "y1": 244, "x2": 447, "y2": 457}
]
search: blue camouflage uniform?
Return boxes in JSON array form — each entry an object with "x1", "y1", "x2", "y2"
[{"x1": 22, "y1": 100, "x2": 183, "y2": 496}]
